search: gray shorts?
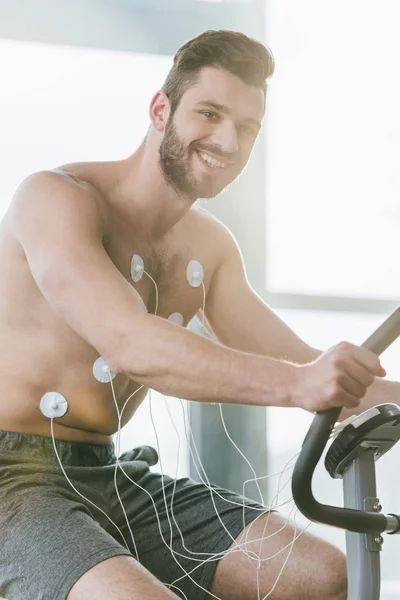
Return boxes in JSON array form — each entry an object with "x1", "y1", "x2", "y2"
[{"x1": 0, "y1": 430, "x2": 267, "y2": 600}]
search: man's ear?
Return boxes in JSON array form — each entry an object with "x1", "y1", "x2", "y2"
[{"x1": 149, "y1": 90, "x2": 171, "y2": 132}]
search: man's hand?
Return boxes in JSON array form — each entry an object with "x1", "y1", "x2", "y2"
[{"x1": 291, "y1": 342, "x2": 387, "y2": 413}]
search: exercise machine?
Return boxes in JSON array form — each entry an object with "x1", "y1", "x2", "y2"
[{"x1": 292, "y1": 306, "x2": 400, "y2": 600}]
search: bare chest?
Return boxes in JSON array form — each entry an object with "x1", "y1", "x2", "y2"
[{"x1": 104, "y1": 230, "x2": 209, "y2": 326}]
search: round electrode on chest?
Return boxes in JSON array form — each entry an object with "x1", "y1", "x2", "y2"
[
  {"x1": 186, "y1": 260, "x2": 204, "y2": 288},
  {"x1": 130, "y1": 254, "x2": 144, "y2": 282},
  {"x1": 40, "y1": 392, "x2": 68, "y2": 419},
  {"x1": 168, "y1": 312, "x2": 184, "y2": 326},
  {"x1": 93, "y1": 357, "x2": 116, "y2": 383}
]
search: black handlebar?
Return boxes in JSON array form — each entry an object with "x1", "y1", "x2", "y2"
[{"x1": 292, "y1": 305, "x2": 400, "y2": 534}]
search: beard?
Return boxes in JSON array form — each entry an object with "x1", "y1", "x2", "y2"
[{"x1": 158, "y1": 117, "x2": 232, "y2": 200}]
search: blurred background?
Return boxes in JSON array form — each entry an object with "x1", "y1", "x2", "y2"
[{"x1": 0, "y1": 0, "x2": 399, "y2": 597}]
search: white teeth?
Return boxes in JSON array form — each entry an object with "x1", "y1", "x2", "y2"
[{"x1": 199, "y1": 152, "x2": 227, "y2": 169}]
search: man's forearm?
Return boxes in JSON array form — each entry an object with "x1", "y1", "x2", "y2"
[{"x1": 114, "y1": 314, "x2": 298, "y2": 408}]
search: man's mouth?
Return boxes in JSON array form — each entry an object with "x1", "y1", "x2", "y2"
[{"x1": 196, "y1": 150, "x2": 228, "y2": 170}]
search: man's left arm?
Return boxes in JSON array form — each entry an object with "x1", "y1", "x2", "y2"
[{"x1": 201, "y1": 220, "x2": 400, "y2": 422}]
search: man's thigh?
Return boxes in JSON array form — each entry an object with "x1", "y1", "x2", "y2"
[
  {"x1": 0, "y1": 486, "x2": 133, "y2": 600},
  {"x1": 113, "y1": 466, "x2": 268, "y2": 600},
  {"x1": 207, "y1": 511, "x2": 347, "y2": 600}
]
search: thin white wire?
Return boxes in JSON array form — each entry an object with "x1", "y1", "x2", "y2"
[
  {"x1": 107, "y1": 274, "x2": 251, "y2": 598},
  {"x1": 49, "y1": 376, "x2": 306, "y2": 600},
  {"x1": 47, "y1": 266, "x2": 311, "y2": 599},
  {"x1": 135, "y1": 276, "x2": 292, "y2": 597},
  {"x1": 150, "y1": 391, "x2": 279, "y2": 562},
  {"x1": 181, "y1": 398, "x2": 288, "y2": 514},
  {"x1": 108, "y1": 379, "x2": 232, "y2": 599},
  {"x1": 246, "y1": 457, "x2": 304, "y2": 596},
  {"x1": 148, "y1": 277, "x2": 256, "y2": 563},
  {"x1": 198, "y1": 283, "x2": 267, "y2": 548},
  {"x1": 170, "y1": 515, "x2": 311, "y2": 594},
  {"x1": 165, "y1": 396, "x2": 310, "y2": 597},
  {"x1": 127, "y1": 394, "x2": 306, "y2": 597},
  {"x1": 113, "y1": 380, "x2": 224, "y2": 565},
  {"x1": 149, "y1": 391, "x2": 290, "y2": 599},
  {"x1": 172, "y1": 394, "x2": 309, "y2": 597},
  {"x1": 217, "y1": 400, "x2": 267, "y2": 578},
  {"x1": 218, "y1": 403, "x2": 265, "y2": 504},
  {"x1": 167, "y1": 402, "x2": 300, "y2": 596},
  {"x1": 147, "y1": 392, "x2": 234, "y2": 600},
  {"x1": 149, "y1": 393, "x2": 238, "y2": 560},
  {"x1": 194, "y1": 283, "x2": 311, "y2": 598},
  {"x1": 125, "y1": 272, "x2": 239, "y2": 560},
  {"x1": 146, "y1": 276, "x2": 264, "y2": 575},
  {"x1": 171, "y1": 284, "x2": 278, "y2": 568},
  {"x1": 144, "y1": 270, "x2": 159, "y2": 315},
  {"x1": 151, "y1": 386, "x2": 308, "y2": 596},
  {"x1": 164, "y1": 395, "x2": 273, "y2": 562},
  {"x1": 179, "y1": 397, "x2": 291, "y2": 546},
  {"x1": 242, "y1": 453, "x2": 300, "y2": 552},
  {"x1": 184, "y1": 408, "x2": 306, "y2": 561},
  {"x1": 49, "y1": 416, "x2": 131, "y2": 552},
  {"x1": 116, "y1": 400, "x2": 240, "y2": 600},
  {"x1": 197, "y1": 288, "x2": 300, "y2": 527}
]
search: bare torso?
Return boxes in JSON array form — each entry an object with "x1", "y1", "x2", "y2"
[{"x1": 0, "y1": 162, "x2": 221, "y2": 444}]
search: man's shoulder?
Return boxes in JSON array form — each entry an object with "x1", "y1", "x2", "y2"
[
  {"x1": 50, "y1": 167, "x2": 106, "y2": 207},
  {"x1": 13, "y1": 168, "x2": 101, "y2": 208},
  {"x1": 190, "y1": 205, "x2": 239, "y2": 245},
  {"x1": 188, "y1": 205, "x2": 234, "y2": 241},
  {"x1": 52, "y1": 167, "x2": 109, "y2": 222},
  {"x1": 186, "y1": 206, "x2": 241, "y2": 266},
  {"x1": 8, "y1": 168, "x2": 107, "y2": 240}
]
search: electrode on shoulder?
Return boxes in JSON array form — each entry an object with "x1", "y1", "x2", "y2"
[
  {"x1": 130, "y1": 254, "x2": 145, "y2": 282},
  {"x1": 40, "y1": 392, "x2": 68, "y2": 419},
  {"x1": 186, "y1": 260, "x2": 204, "y2": 288},
  {"x1": 93, "y1": 357, "x2": 116, "y2": 383}
]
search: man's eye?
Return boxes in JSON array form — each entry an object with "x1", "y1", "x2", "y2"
[{"x1": 202, "y1": 111, "x2": 219, "y2": 121}]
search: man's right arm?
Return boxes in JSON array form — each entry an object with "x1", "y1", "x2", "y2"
[
  {"x1": 8, "y1": 170, "x2": 297, "y2": 408},
  {"x1": 9, "y1": 171, "x2": 384, "y2": 414}
]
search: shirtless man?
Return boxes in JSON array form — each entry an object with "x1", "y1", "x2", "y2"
[{"x1": 0, "y1": 29, "x2": 396, "y2": 600}]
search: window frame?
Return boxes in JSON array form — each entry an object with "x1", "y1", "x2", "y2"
[{"x1": 0, "y1": 0, "x2": 265, "y2": 56}]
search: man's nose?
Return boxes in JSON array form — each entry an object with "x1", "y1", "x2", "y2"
[{"x1": 211, "y1": 121, "x2": 239, "y2": 155}]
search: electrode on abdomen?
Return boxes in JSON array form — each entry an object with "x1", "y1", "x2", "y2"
[{"x1": 40, "y1": 392, "x2": 68, "y2": 418}]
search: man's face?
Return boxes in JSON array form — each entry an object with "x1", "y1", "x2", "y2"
[{"x1": 158, "y1": 67, "x2": 265, "y2": 200}]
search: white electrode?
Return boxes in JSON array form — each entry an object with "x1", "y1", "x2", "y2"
[
  {"x1": 186, "y1": 260, "x2": 204, "y2": 288},
  {"x1": 40, "y1": 392, "x2": 68, "y2": 419},
  {"x1": 93, "y1": 357, "x2": 116, "y2": 383},
  {"x1": 168, "y1": 312, "x2": 184, "y2": 326},
  {"x1": 130, "y1": 254, "x2": 145, "y2": 282}
]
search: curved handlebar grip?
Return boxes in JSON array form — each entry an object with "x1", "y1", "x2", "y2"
[{"x1": 292, "y1": 305, "x2": 400, "y2": 534}]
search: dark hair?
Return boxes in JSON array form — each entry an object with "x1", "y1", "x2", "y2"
[{"x1": 162, "y1": 29, "x2": 275, "y2": 116}]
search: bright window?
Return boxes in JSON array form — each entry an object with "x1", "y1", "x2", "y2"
[{"x1": 265, "y1": 0, "x2": 400, "y2": 300}]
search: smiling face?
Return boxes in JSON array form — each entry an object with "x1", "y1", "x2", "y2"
[{"x1": 157, "y1": 67, "x2": 265, "y2": 200}]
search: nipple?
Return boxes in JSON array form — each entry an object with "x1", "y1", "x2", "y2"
[
  {"x1": 130, "y1": 254, "x2": 145, "y2": 283},
  {"x1": 168, "y1": 312, "x2": 184, "y2": 326},
  {"x1": 93, "y1": 357, "x2": 116, "y2": 383},
  {"x1": 186, "y1": 260, "x2": 204, "y2": 288},
  {"x1": 40, "y1": 392, "x2": 68, "y2": 419}
]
